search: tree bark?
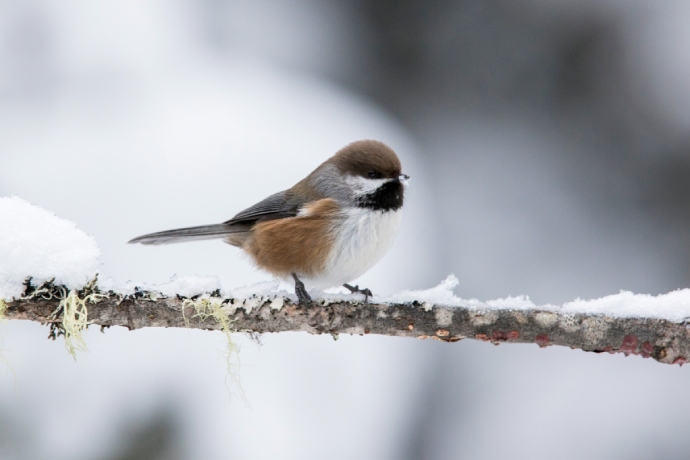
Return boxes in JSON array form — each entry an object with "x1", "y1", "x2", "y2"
[{"x1": 4, "y1": 288, "x2": 690, "y2": 366}]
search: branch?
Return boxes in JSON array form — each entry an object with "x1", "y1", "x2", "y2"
[{"x1": 3, "y1": 281, "x2": 689, "y2": 365}]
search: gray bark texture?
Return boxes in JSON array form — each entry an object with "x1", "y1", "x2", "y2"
[{"x1": 3, "y1": 283, "x2": 690, "y2": 366}]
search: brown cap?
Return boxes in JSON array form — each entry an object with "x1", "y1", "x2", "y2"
[{"x1": 331, "y1": 140, "x2": 402, "y2": 179}]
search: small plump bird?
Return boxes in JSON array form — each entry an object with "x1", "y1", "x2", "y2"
[{"x1": 129, "y1": 140, "x2": 408, "y2": 304}]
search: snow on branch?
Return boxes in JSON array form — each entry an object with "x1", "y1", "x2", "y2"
[
  {"x1": 3, "y1": 277, "x2": 690, "y2": 366},
  {"x1": 2, "y1": 196, "x2": 690, "y2": 365}
]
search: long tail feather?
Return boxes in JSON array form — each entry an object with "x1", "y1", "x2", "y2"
[{"x1": 128, "y1": 223, "x2": 244, "y2": 245}]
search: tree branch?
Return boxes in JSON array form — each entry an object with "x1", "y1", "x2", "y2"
[{"x1": 3, "y1": 283, "x2": 690, "y2": 365}]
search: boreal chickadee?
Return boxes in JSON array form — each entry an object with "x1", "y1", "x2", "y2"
[{"x1": 129, "y1": 140, "x2": 409, "y2": 304}]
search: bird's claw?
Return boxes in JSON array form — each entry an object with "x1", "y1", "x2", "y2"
[
  {"x1": 343, "y1": 283, "x2": 373, "y2": 303},
  {"x1": 292, "y1": 273, "x2": 312, "y2": 306}
]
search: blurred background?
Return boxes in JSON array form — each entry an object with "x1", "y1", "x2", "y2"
[{"x1": 1, "y1": 1, "x2": 690, "y2": 459}]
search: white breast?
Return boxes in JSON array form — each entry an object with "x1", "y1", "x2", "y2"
[{"x1": 305, "y1": 207, "x2": 403, "y2": 289}]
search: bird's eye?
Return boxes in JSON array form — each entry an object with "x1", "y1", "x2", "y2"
[{"x1": 368, "y1": 170, "x2": 382, "y2": 179}]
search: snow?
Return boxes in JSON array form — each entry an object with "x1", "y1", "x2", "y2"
[
  {"x1": 395, "y1": 274, "x2": 690, "y2": 324},
  {"x1": 0, "y1": 196, "x2": 101, "y2": 300},
  {"x1": 559, "y1": 290, "x2": 690, "y2": 323},
  {"x1": 126, "y1": 273, "x2": 690, "y2": 324},
  {"x1": 2, "y1": 196, "x2": 690, "y2": 323},
  {"x1": 382, "y1": 274, "x2": 461, "y2": 306},
  {"x1": 148, "y1": 275, "x2": 222, "y2": 298},
  {"x1": 100, "y1": 274, "x2": 224, "y2": 299}
]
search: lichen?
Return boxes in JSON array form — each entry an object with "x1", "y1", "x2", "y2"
[
  {"x1": 535, "y1": 311, "x2": 558, "y2": 328},
  {"x1": 46, "y1": 279, "x2": 107, "y2": 359},
  {"x1": 558, "y1": 313, "x2": 580, "y2": 333},
  {"x1": 469, "y1": 310, "x2": 497, "y2": 326},
  {"x1": 581, "y1": 316, "x2": 610, "y2": 343},
  {"x1": 6, "y1": 277, "x2": 104, "y2": 360},
  {"x1": 58, "y1": 290, "x2": 89, "y2": 356},
  {"x1": 435, "y1": 308, "x2": 454, "y2": 327},
  {"x1": 17, "y1": 278, "x2": 106, "y2": 359},
  {"x1": 182, "y1": 295, "x2": 245, "y2": 401}
]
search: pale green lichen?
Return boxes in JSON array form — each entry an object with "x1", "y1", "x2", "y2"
[
  {"x1": 44, "y1": 279, "x2": 106, "y2": 359},
  {"x1": 182, "y1": 295, "x2": 245, "y2": 401},
  {"x1": 0, "y1": 299, "x2": 6, "y2": 322},
  {"x1": 55, "y1": 290, "x2": 89, "y2": 357}
]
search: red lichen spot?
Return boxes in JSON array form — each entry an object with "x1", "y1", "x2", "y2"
[
  {"x1": 639, "y1": 342, "x2": 654, "y2": 359},
  {"x1": 492, "y1": 331, "x2": 507, "y2": 341},
  {"x1": 475, "y1": 333, "x2": 489, "y2": 341},
  {"x1": 407, "y1": 324, "x2": 414, "y2": 331},
  {"x1": 673, "y1": 357, "x2": 687, "y2": 366},
  {"x1": 417, "y1": 335, "x2": 430, "y2": 340},
  {"x1": 535, "y1": 334, "x2": 550, "y2": 348},
  {"x1": 491, "y1": 330, "x2": 519, "y2": 342},
  {"x1": 620, "y1": 335, "x2": 638, "y2": 356},
  {"x1": 592, "y1": 340, "x2": 661, "y2": 361},
  {"x1": 364, "y1": 328, "x2": 371, "y2": 334},
  {"x1": 436, "y1": 329, "x2": 450, "y2": 337}
]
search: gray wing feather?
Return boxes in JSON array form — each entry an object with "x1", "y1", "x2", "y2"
[
  {"x1": 128, "y1": 223, "x2": 247, "y2": 245},
  {"x1": 129, "y1": 190, "x2": 305, "y2": 246},
  {"x1": 224, "y1": 190, "x2": 303, "y2": 225}
]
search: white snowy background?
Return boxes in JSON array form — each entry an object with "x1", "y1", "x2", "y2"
[{"x1": 2, "y1": 1, "x2": 690, "y2": 459}]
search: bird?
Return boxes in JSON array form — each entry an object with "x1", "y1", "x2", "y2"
[{"x1": 128, "y1": 140, "x2": 408, "y2": 305}]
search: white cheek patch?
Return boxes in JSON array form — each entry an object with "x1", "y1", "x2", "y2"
[{"x1": 344, "y1": 175, "x2": 391, "y2": 197}]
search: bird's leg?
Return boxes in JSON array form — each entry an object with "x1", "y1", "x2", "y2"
[
  {"x1": 292, "y1": 273, "x2": 311, "y2": 306},
  {"x1": 343, "y1": 283, "x2": 373, "y2": 303}
]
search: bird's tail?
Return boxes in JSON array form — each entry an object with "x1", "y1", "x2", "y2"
[{"x1": 128, "y1": 223, "x2": 246, "y2": 245}]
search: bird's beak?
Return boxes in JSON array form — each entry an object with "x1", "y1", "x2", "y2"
[{"x1": 398, "y1": 174, "x2": 410, "y2": 185}]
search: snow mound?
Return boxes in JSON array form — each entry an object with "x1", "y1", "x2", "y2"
[
  {"x1": 0, "y1": 196, "x2": 101, "y2": 300},
  {"x1": 392, "y1": 275, "x2": 690, "y2": 323},
  {"x1": 559, "y1": 290, "x2": 690, "y2": 323},
  {"x1": 381, "y1": 274, "x2": 462, "y2": 306}
]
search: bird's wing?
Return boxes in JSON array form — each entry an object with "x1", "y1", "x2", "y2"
[
  {"x1": 224, "y1": 190, "x2": 305, "y2": 225},
  {"x1": 129, "y1": 190, "x2": 310, "y2": 246}
]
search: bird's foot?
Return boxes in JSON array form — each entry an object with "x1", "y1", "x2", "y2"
[
  {"x1": 343, "y1": 283, "x2": 373, "y2": 303},
  {"x1": 292, "y1": 273, "x2": 312, "y2": 306}
]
